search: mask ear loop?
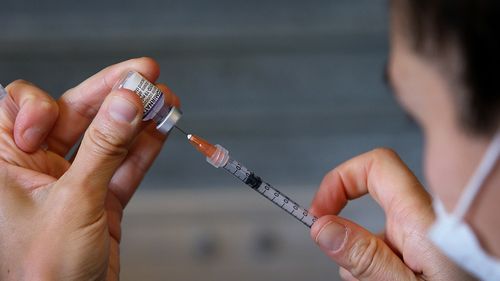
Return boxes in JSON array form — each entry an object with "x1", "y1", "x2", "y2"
[{"x1": 453, "y1": 131, "x2": 500, "y2": 220}]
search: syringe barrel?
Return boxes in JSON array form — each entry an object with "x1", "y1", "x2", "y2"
[{"x1": 212, "y1": 147, "x2": 317, "y2": 228}]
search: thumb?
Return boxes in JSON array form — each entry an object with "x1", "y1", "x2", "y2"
[
  {"x1": 59, "y1": 89, "x2": 143, "y2": 203},
  {"x1": 311, "y1": 215, "x2": 418, "y2": 281}
]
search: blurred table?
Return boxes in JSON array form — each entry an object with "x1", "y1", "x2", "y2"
[{"x1": 121, "y1": 187, "x2": 384, "y2": 281}]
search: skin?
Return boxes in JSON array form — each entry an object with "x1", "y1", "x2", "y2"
[
  {"x1": 0, "y1": 6, "x2": 498, "y2": 281},
  {"x1": 0, "y1": 57, "x2": 180, "y2": 280},
  {"x1": 309, "y1": 4, "x2": 499, "y2": 281}
]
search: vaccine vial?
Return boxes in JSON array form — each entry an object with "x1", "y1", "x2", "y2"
[{"x1": 114, "y1": 71, "x2": 182, "y2": 134}]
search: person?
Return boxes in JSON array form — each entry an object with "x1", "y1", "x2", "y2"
[
  {"x1": 309, "y1": 0, "x2": 500, "y2": 280},
  {"x1": 0, "y1": 0, "x2": 498, "y2": 280},
  {"x1": 0, "y1": 58, "x2": 179, "y2": 280}
]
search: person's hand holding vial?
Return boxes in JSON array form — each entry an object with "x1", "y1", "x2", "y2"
[{"x1": 0, "y1": 57, "x2": 179, "y2": 280}]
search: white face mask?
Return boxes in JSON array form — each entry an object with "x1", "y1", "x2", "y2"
[{"x1": 429, "y1": 131, "x2": 500, "y2": 281}]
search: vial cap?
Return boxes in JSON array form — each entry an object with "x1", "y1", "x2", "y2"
[{"x1": 156, "y1": 107, "x2": 182, "y2": 134}]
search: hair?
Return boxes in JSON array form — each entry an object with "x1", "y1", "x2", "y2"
[{"x1": 393, "y1": 0, "x2": 500, "y2": 135}]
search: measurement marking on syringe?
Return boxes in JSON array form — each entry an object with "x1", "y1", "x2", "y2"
[{"x1": 185, "y1": 133, "x2": 318, "y2": 229}]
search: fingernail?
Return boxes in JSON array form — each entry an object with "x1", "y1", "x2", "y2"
[
  {"x1": 316, "y1": 221, "x2": 348, "y2": 252},
  {"x1": 23, "y1": 127, "x2": 43, "y2": 144},
  {"x1": 108, "y1": 96, "x2": 138, "y2": 123}
]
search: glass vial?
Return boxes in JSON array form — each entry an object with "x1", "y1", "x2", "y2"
[{"x1": 114, "y1": 71, "x2": 182, "y2": 134}]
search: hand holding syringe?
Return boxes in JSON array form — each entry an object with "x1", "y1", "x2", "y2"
[{"x1": 175, "y1": 126, "x2": 318, "y2": 228}]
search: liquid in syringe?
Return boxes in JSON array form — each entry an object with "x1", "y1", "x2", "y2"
[{"x1": 179, "y1": 128, "x2": 317, "y2": 228}]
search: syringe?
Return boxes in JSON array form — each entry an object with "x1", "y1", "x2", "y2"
[{"x1": 178, "y1": 128, "x2": 318, "y2": 228}]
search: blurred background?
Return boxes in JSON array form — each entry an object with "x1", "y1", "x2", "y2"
[{"x1": 0, "y1": 0, "x2": 423, "y2": 280}]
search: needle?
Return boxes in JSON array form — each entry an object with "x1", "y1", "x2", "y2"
[{"x1": 174, "y1": 125, "x2": 188, "y2": 137}]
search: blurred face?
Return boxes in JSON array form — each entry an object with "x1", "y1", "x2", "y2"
[{"x1": 388, "y1": 8, "x2": 490, "y2": 211}]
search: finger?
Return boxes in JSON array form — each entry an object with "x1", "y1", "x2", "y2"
[
  {"x1": 339, "y1": 267, "x2": 360, "y2": 281},
  {"x1": 108, "y1": 122, "x2": 166, "y2": 208},
  {"x1": 3, "y1": 80, "x2": 59, "y2": 153},
  {"x1": 375, "y1": 231, "x2": 401, "y2": 259},
  {"x1": 108, "y1": 84, "x2": 180, "y2": 208},
  {"x1": 58, "y1": 88, "x2": 143, "y2": 205},
  {"x1": 311, "y1": 215, "x2": 418, "y2": 281},
  {"x1": 64, "y1": 83, "x2": 177, "y2": 164},
  {"x1": 106, "y1": 238, "x2": 120, "y2": 280},
  {"x1": 309, "y1": 148, "x2": 433, "y2": 250},
  {"x1": 47, "y1": 57, "x2": 160, "y2": 157},
  {"x1": 157, "y1": 83, "x2": 181, "y2": 108}
]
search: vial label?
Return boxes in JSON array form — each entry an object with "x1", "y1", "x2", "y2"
[{"x1": 120, "y1": 72, "x2": 164, "y2": 120}]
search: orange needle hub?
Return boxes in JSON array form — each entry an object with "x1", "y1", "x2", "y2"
[{"x1": 188, "y1": 134, "x2": 217, "y2": 158}]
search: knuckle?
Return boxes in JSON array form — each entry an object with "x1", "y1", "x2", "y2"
[
  {"x1": 9, "y1": 79, "x2": 32, "y2": 87},
  {"x1": 33, "y1": 97, "x2": 58, "y2": 115},
  {"x1": 371, "y1": 147, "x2": 399, "y2": 161},
  {"x1": 86, "y1": 125, "x2": 128, "y2": 157},
  {"x1": 62, "y1": 94, "x2": 99, "y2": 120},
  {"x1": 5, "y1": 80, "x2": 31, "y2": 95},
  {"x1": 8, "y1": 80, "x2": 39, "y2": 95},
  {"x1": 138, "y1": 56, "x2": 160, "y2": 69},
  {"x1": 348, "y1": 236, "x2": 379, "y2": 278},
  {"x1": 40, "y1": 99, "x2": 59, "y2": 114},
  {"x1": 7, "y1": 80, "x2": 55, "y2": 104}
]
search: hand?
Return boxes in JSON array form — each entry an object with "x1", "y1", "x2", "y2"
[
  {"x1": 309, "y1": 148, "x2": 474, "y2": 281},
  {"x1": 0, "y1": 58, "x2": 180, "y2": 280}
]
